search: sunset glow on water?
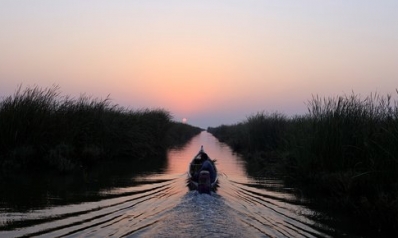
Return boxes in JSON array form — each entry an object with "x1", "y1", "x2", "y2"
[{"x1": 0, "y1": 132, "x2": 347, "y2": 237}]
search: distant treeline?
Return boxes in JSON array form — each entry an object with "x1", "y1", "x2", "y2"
[
  {"x1": 208, "y1": 92, "x2": 398, "y2": 236},
  {"x1": 0, "y1": 86, "x2": 202, "y2": 174}
]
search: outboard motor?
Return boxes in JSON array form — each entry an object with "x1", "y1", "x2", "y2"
[{"x1": 198, "y1": 170, "x2": 211, "y2": 194}]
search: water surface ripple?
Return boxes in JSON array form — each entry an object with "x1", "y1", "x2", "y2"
[{"x1": 1, "y1": 132, "x2": 349, "y2": 237}]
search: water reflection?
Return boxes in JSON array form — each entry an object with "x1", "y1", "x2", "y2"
[
  {"x1": 1, "y1": 131, "x2": 355, "y2": 237},
  {"x1": 0, "y1": 155, "x2": 168, "y2": 212},
  {"x1": 166, "y1": 131, "x2": 247, "y2": 179}
]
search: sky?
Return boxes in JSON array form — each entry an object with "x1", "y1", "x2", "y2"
[{"x1": 1, "y1": 1, "x2": 397, "y2": 128}]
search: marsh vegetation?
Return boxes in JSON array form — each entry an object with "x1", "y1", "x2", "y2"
[
  {"x1": 0, "y1": 86, "x2": 202, "y2": 175},
  {"x1": 208, "y1": 92, "x2": 398, "y2": 236}
]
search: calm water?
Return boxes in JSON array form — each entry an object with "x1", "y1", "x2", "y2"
[{"x1": 0, "y1": 132, "x2": 355, "y2": 237}]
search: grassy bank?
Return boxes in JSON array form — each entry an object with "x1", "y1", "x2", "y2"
[
  {"x1": 0, "y1": 86, "x2": 202, "y2": 174},
  {"x1": 208, "y1": 92, "x2": 398, "y2": 236}
]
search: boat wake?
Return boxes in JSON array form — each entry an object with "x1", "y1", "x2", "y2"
[
  {"x1": 0, "y1": 174, "x2": 184, "y2": 238},
  {"x1": 1, "y1": 172, "x2": 340, "y2": 238},
  {"x1": 0, "y1": 132, "x2": 352, "y2": 237},
  {"x1": 138, "y1": 191, "x2": 256, "y2": 238}
]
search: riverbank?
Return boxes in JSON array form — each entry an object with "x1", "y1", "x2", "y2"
[
  {"x1": 208, "y1": 92, "x2": 398, "y2": 237},
  {"x1": 0, "y1": 86, "x2": 202, "y2": 175}
]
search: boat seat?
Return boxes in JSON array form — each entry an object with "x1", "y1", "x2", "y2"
[{"x1": 199, "y1": 170, "x2": 210, "y2": 175}]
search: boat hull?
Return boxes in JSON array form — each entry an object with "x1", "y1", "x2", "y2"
[{"x1": 188, "y1": 147, "x2": 218, "y2": 193}]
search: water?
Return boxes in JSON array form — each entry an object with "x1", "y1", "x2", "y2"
[{"x1": 0, "y1": 132, "x2": 353, "y2": 237}]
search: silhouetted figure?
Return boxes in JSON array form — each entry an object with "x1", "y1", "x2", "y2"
[{"x1": 198, "y1": 152, "x2": 216, "y2": 182}]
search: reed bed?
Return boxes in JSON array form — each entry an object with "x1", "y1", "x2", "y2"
[
  {"x1": 0, "y1": 86, "x2": 201, "y2": 174},
  {"x1": 208, "y1": 92, "x2": 398, "y2": 236}
]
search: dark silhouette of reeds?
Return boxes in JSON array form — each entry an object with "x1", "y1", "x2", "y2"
[
  {"x1": 208, "y1": 112, "x2": 287, "y2": 153},
  {"x1": 208, "y1": 91, "x2": 398, "y2": 236},
  {"x1": 0, "y1": 85, "x2": 201, "y2": 174}
]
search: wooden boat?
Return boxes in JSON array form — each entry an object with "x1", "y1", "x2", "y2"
[{"x1": 188, "y1": 146, "x2": 218, "y2": 193}]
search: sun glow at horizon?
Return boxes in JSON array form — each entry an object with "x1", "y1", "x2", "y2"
[{"x1": 0, "y1": 1, "x2": 397, "y2": 128}]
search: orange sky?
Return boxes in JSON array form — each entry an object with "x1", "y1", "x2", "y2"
[{"x1": 1, "y1": 1, "x2": 397, "y2": 128}]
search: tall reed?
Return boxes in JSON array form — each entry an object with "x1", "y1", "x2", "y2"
[
  {"x1": 0, "y1": 86, "x2": 201, "y2": 174},
  {"x1": 208, "y1": 91, "x2": 398, "y2": 235},
  {"x1": 208, "y1": 112, "x2": 286, "y2": 153}
]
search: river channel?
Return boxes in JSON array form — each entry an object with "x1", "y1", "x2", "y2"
[{"x1": 1, "y1": 131, "x2": 362, "y2": 237}]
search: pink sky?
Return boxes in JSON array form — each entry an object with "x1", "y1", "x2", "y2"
[{"x1": 1, "y1": 1, "x2": 397, "y2": 128}]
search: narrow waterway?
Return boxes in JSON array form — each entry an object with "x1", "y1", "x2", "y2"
[{"x1": 1, "y1": 132, "x2": 356, "y2": 237}]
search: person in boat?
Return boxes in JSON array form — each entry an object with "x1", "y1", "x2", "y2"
[{"x1": 197, "y1": 152, "x2": 216, "y2": 182}]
